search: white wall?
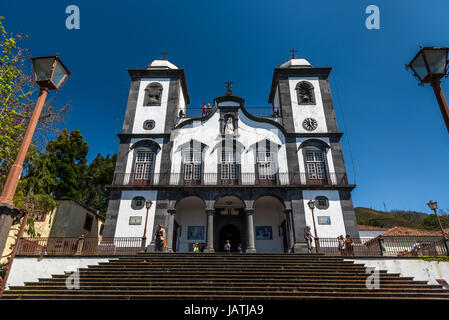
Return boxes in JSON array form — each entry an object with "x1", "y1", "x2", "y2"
[
  {"x1": 254, "y1": 207, "x2": 284, "y2": 253},
  {"x1": 132, "y1": 78, "x2": 170, "y2": 134},
  {"x1": 175, "y1": 208, "x2": 207, "y2": 253},
  {"x1": 288, "y1": 77, "x2": 328, "y2": 133},
  {"x1": 303, "y1": 190, "x2": 346, "y2": 239},
  {"x1": 347, "y1": 259, "x2": 449, "y2": 285},
  {"x1": 6, "y1": 257, "x2": 115, "y2": 289},
  {"x1": 114, "y1": 190, "x2": 158, "y2": 238}
]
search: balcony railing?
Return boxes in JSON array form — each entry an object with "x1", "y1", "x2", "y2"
[
  {"x1": 316, "y1": 236, "x2": 448, "y2": 257},
  {"x1": 18, "y1": 237, "x2": 142, "y2": 256},
  {"x1": 112, "y1": 172, "x2": 350, "y2": 187}
]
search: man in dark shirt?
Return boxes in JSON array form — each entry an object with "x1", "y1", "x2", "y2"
[{"x1": 304, "y1": 226, "x2": 315, "y2": 254}]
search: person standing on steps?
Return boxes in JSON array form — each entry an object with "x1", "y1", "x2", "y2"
[
  {"x1": 154, "y1": 224, "x2": 166, "y2": 253},
  {"x1": 337, "y1": 235, "x2": 345, "y2": 256},
  {"x1": 224, "y1": 240, "x2": 231, "y2": 253},
  {"x1": 344, "y1": 235, "x2": 354, "y2": 256},
  {"x1": 237, "y1": 243, "x2": 243, "y2": 254},
  {"x1": 304, "y1": 226, "x2": 315, "y2": 254}
]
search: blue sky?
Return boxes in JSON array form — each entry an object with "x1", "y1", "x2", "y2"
[{"x1": 2, "y1": 0, "x2": 449, "y2": 213}]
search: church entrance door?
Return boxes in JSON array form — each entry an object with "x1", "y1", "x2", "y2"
[{"x1": 218, "y1": 224, "x2": 241, "y2": 252}]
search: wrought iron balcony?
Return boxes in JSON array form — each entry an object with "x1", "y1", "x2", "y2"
[{"x1": 111, "y1": 172, "x2": 351, "y2": 187}]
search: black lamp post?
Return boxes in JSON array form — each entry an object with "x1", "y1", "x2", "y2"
[
  {"x1": 406, "y1": 46, "x2": 449, "y2": 134},
  {"x1": 307, "y1": 200, "x2": 320, "y2": 253},
  {"x1": 141, "y1": 200, "x2": 153, "y2": 253},
  {"x1": 427, "y1": 200, "x2": 447, "y2": 240}
]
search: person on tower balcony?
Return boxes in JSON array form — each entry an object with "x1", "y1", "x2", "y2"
[
  {"x1": 201, "y1": 103, "x2": 207, "y2": 116},
  {"x1": 304, "y1": 226, "x2": 315, "y2": 254},
  {"x1": 206, "y1": 103, "x2": 212, "y2": 115},
  {"x1": 154, "y1": 224, "x2": 166, "y2": 253}
]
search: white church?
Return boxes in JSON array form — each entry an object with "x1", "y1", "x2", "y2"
[{"x1": 102, "y1": 55, "x2": 359, "y2": 253}]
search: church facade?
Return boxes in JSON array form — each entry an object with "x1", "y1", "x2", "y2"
[{"x1": 102, "y1": 56, "x2": 359, "y2": 253}]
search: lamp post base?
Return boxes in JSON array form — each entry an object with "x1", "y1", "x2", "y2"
[{"x1": 0, "y1": 203, "x2": 22, "y2": 257}]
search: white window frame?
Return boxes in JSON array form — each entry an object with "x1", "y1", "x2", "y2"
[
  {"x1": 183, "y1": 150, "x2": 202, "y2": 181},
  {"x1": 134, "y1": 151, "x2": 155, "y2": 180},
  {"x1": 305, "y1": 151, "x2": 326, "y2": 180},
  {"x1": 220, "y1": 151, "x2": 238, "y2": 180},
  {"x1": 257, "y1": 152, "x2": 276, "y2": 180}
]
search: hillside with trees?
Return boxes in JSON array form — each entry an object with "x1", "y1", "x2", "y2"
[{"x1": 355, "y1": 207, "x2": 449, "y2": 231}]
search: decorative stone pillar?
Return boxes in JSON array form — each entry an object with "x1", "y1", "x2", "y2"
[
  {"x1": 165, "y1": 208, "x2": 176, "y2": 253},
  {"x1": 204, "y1": 209, "x2": 215, "y2": 253},
  {"x1": 284, "y1": 208, "x2": 294, "y2": 253},
  {"x1": 245, "y1": 208, "x2": 256, "y2": 253}
]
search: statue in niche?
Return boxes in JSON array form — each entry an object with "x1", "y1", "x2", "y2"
[{"x1": 224, "y1": 117, "x2": 234, "y2": 135}]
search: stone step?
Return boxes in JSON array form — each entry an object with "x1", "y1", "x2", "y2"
[
  {"x1": 80, "y1": 266, "x2": 373, "y2": 272},
  {"x1": 4, "y1": 290, "x2": 449, "y2": 300},
  {"x1": 10, "y1": 284, "x2": 445, "y2": 292},
  {"x1": 46, "y1": 273, "x2": 412, "y2": 281},
  {"x1": 33, "y1": 277, "x2": 426, "y2": 285}
]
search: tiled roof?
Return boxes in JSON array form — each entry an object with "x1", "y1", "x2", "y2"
[{"x1": 380, "y1": 226, "x2": 449, "y2": 236}]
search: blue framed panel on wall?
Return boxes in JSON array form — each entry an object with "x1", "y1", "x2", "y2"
[
  {"x1": 255, "y1": 226, "x2": 273, "y2": 240},
  {"x1": 187, "y1": 226, "x2": 205, "y2": 240},
  {"x1": 318, "y1": 216, "x2": 331, "y2": 225}
]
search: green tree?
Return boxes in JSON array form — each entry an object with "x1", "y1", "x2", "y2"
[
  {"x1": 44, "y1": 129, "x2": 89, "y2": 200},
  {"x1": 421, "y1": 214, "x2": 449, "y2": 231},
  {"x1": 82, "y1": 153, "x2": 117, "y2": 214}
]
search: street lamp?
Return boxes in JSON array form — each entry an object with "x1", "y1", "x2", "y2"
[
  {"x1": 141, "y1": 200, "x2": 153, "y2": 253},
  {"x1": 0, "y1": 55, "x2": 70, "y2": 255},
  {"x1": 307, "y1": 200, "x2": 320, "y2": 253},
  {"x1": 427, "y1": 200, "x2": 447, "y2": 240},
  {"x1": 406, "y1": 46, "x2": 449, "y2": 134}
]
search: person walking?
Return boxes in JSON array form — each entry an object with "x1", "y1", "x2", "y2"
[
  {"x1": 237, "y1": 243, "x2": 243, "y2": 254},
  {"x1": 304, "y1": 226, "x2": 315, "y2": 254},
  {"x1": 154, "y1": 224, "x2": 166, "y2": 253},
  {"x1": 344, "y1": 235, "x2": 354, "y2": 256},
  {"x1": 224, "y1": 240, "x2": 231, "y2": 253}
]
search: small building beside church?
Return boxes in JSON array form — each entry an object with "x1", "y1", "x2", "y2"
[{"x1": 103, "y1": 55, "x2": 359, "y2": 253}]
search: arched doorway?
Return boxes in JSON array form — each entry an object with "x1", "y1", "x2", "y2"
[
  {"x1": 218, "y1": 224, "x2": 241, "y2": 252},
  {"x1": 214, "y1": 195, "x2": 245, "y2": 252}
]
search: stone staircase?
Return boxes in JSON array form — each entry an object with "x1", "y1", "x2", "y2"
[{"x1": 3, "y1": 253, "x2": 449, "y2": 300}]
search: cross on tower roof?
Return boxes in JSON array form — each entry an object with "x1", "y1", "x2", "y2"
[
  {"x1": 225, "y1": 80, "x2": 233, "y2": 96},
  {"x1": 161, "y1": 50, "x2": 168, "y2": 60},
  {"x1": 289, "y1": 48, "x2": 298, "y2": 59}
]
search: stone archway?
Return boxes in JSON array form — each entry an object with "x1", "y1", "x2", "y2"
[{"x1": 214, "y1": 195, "x2": 246, "y2": 252}]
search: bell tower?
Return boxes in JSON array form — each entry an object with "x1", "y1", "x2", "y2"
[{"x1": 122, "y1": 58, "x2": 190, "y2": 135}]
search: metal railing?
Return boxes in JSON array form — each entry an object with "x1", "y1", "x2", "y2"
[
  {"x1": 112, "y1": 172, "x2": 350, "y2": 187},
  {"x1": 17, "y1": 237, "x2": 142, "y2": 256},
  {"x1": 316, "y1": 236, "x2": 448, "y2": 257}
]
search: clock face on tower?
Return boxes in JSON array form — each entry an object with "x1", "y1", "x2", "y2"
[{"x1": 302, "y1": 118, "x2": 318, "y2": 131}]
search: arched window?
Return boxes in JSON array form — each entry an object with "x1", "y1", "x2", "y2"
[
  {"x1": 144, "y1": 82, "x2": 163, "y2": 106},
  {"x1": 299, "y1": 140, "x2": 329, "y2": 185},
  {"x1": 296, "y1": 81, "x2": 315, "y2": 105},
  {"x1": 130, "y1": 140, "x2": 161, "y2": 185}
]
